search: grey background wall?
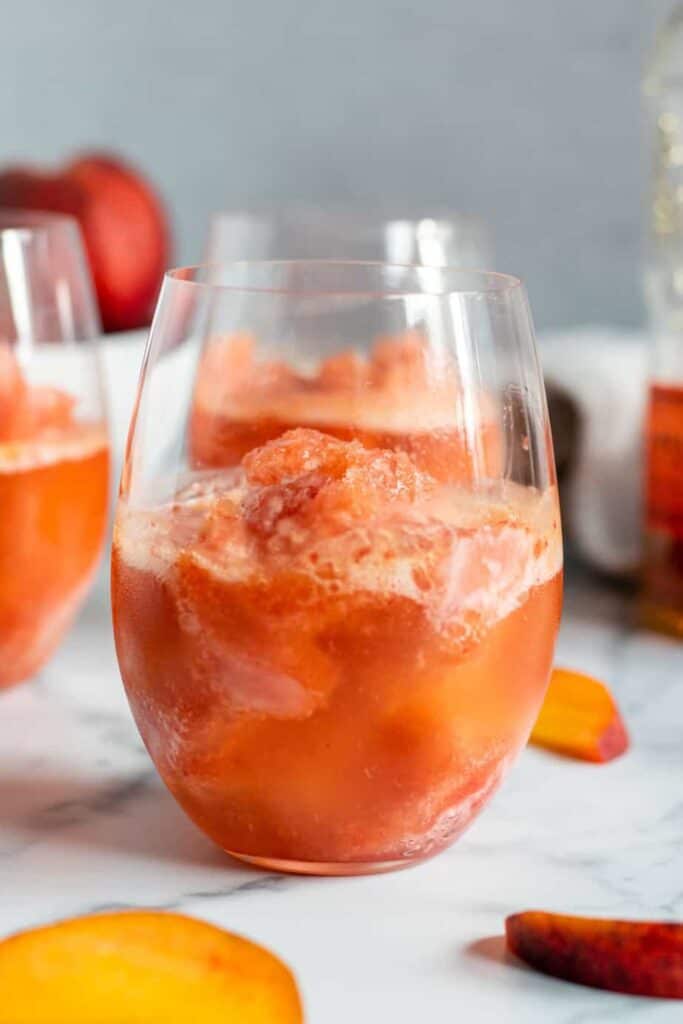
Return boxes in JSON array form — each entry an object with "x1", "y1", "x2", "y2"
[{"x1": 1, "y1": 0, "x2": 674, "y2": 329}]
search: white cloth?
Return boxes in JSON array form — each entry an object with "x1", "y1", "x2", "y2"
[{"x1": 540, "y1": 328, "x2": 647, "y2": 576}]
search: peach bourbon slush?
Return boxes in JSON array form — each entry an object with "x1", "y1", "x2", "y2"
[
  {"x1": 0, "y1": 344, "x2": 109, "y2": 688},
  {"x1": 113, "y1": 428, "x2": 562, "y2": 871}
]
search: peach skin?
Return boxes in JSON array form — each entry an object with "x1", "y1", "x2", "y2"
[
  {"x1": 529, "y1": 668, "x2": 629, "y2": 763},
  {"x1": 0, "y1": 911, "x2": 303, "y2": 1023},
  {"x1": 506, "y1": 910, "x2": 683, "y2": 998}
]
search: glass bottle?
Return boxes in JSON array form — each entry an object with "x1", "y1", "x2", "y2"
[{"x1": 642, "y1": 4, "x2": 683, "y2": 637}]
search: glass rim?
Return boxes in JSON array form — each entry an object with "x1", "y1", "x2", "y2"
[
  {"x1": 0, "y1": 208, "x2": 80, "y2": 237},
  {"x1": 165, "y1": 261, "x2": 523, "y2": 299}
]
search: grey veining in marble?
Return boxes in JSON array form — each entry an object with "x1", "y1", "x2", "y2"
[{"x1": 0, "y1": 567, "x2": 681, "y2": 1021}]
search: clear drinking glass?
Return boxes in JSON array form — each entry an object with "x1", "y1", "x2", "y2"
[
  {"x1": 112, "y1": 261, "x2": 562, "y2": 875},
  {"x1": 0, "y1": 211, "x2": 109, "y2": 689},
  {"x1": 206, "y1": 206, "x2": 493, "y2": 268}
]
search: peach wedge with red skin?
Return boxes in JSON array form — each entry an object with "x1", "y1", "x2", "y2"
[
  {"x1": 506, "y1": 911, "x2": 683, "y2": 998},
  {"x1": 529, "y1": 668, "x2": 629, "y2": 763},
  {"x1": 0, "y1": 911, "x2": 303, "y2": 1024}
]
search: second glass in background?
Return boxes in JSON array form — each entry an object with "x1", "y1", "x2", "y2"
[{"x1": 205, "y1": 205, "x2": 493, "y2": 268}]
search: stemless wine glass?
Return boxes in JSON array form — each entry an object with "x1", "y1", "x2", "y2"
[
  {"x1": 205, "y1": 205, "x2": 493, "y2": 268},
  {"x1": 112, "y1": 261, "x2": 562, "y2": 875},
  {"x1": 0, "y1": 211, "x2": 109, "y2": 690}
]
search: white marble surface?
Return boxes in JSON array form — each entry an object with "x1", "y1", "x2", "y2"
[{"x1": 1, "y1": 566, "x2": 682, "y2": 1022}]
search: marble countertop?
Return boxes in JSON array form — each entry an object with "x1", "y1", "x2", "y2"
[{"x1": 1, "y1": 566, "x2": 682, "y2": 1022}]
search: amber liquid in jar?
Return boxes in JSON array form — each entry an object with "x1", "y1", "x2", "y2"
[{"x1": 642, "y1": 382, "x2": 683, "y2": 637}]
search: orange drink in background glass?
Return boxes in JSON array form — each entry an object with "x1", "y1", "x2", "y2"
[
  {"x1": 112, "y1": 262, "x2": 562, "y2": 875},
  {"x1": 0, "y1": 212, "x2": 109, "y2": 689},
  {"x1": 189, "y1": 331, "x2": 503, "y2": 482}
]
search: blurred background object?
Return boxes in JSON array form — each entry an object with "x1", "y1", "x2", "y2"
[
  {"x1": 542, "y1": 330, "x2": 647, "y2": 576},
  {"x1": 0, "y1": 154, "x2": 170, "y2": 332},
  {"x1": 0, "y1": 0, "x2": 674, "y2": 330},
  {"x1": 206, "y1": 207, "x2": 492, "y2": 268},
  {"x1": 642, "y1": 2, "x2": 683, "y2": 635}
]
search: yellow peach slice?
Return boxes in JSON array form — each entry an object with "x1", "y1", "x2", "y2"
[
  {"x1": 0, "y1": 911, "x2": 303, "y2": 1023},
  {"x1": 529, "y1": 667, "x2": 629, "y2": 763}
]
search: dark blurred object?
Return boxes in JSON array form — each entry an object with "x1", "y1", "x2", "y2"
[
  {"x1": 546, "y1": 383, "x2": 581, "y2": 563},
  {"x1": 547, "y1": 384, "x2": 580, "y2": 485},
  {"x1": 642, "y1": 383, "x2": 683, "y2": 637},
  {"x1": 0, "y1": 153, "x2": 171, "y2": 333}
]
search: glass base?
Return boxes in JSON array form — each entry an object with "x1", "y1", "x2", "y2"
[{"x1": 227, "y1": 850, "x2": 432, "y2": 876}]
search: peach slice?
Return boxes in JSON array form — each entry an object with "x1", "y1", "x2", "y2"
[
  {"x1": 506, "y1": 911, "x2": 683, "y2": 998},
  {"x1": 529, "y1": 668, "x2": 629, "y2": 763},
  {"x1": 0, "y1": 911, "x2": 303, "y2": 1023}
]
